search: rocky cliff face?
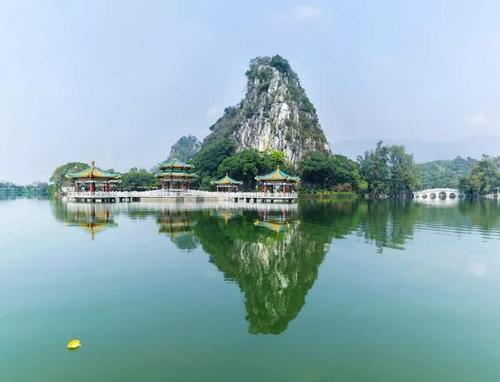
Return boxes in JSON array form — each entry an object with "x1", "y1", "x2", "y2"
[{"x1": 204, "y1": 55, "x2": 331, "y2": 164}]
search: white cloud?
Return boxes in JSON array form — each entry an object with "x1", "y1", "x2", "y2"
[
  {"x1": 468, "y1": 112, "x2": 486, "y2": 126},
  {"x1": 277, "y1": 4, "x2": 323, "y2": 23}
]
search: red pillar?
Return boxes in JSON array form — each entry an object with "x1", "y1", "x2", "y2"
[{"x1": 90, "y1": 182, "x2": 95, "y2": 193}]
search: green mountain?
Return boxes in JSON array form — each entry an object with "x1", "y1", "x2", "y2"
[{"x1": 203, "y1": 55, "x2": 330, "y2": 164}]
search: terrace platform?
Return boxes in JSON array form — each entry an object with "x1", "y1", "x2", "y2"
[{"x1": 65, "y1": 190, "x2": 298, "y2": 204}]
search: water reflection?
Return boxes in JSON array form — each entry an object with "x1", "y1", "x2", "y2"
[
  {"x1": 194, "y1": 208, "x2": 327, "y2": 334},
  {"x1": 157, "y1": 210, "x2": 199, "y2": 251},
  {"x1": 51, "y1": 200, "x2": 117, "y2": 240},
  {"x1": 51, "y1": 199, "x2": 500, "y2": 334}
]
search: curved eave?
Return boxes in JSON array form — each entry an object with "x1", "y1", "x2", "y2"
[
  {"x1": 255, "y1": 168, "x2": 300, "y2": 182},
  {"x1": 255, "y1": 176, "x2": 300, "y2": 182},
  {"x1": 155, "y1": 172, "x2": 198, "y2": 179},
  {"x1": 158, "y1": 159, "x2": 194, "y2": 171},
  {"x1": 66, "y1": 173, "x2": 121, "y2": 180},
  {"x1": 211, "y1": 176, "x2": 243, "y2": 185}
]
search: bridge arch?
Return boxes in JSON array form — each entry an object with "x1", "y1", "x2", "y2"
[{"x1": 413, "y1": 188, "x2": 463, "y2": 201}]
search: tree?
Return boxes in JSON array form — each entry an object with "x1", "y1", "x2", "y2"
[
  {"x1": 358, "y1": 142, "x2": 391, "y2": 198},
  {"x1": 358, "y1": 142, "x2": 418, "y2": 198},
  {"x1": 418, "y1": 157, "x2": 476, "y2": 189},
  {"x1": 49, "y1": 162, "x2": 89, "y2": 190},
  {"x1": 267, "y1": 150, "x2": 286, "y2": 168},
  {"x1": 459, "y1": 155, "x2": 500, "y2": 196},
  {"x1": 192, "y1": 138, "x2": 236, "y2": 179},
  {"x1": 388, "y1": 145, "x2": 420, "y2": 198},
  {"x1": 300, "y1": 151, "x2": 334, "y2": 189},
  {"x1": 300, "y1": 151, "x2": 366, "y2": 192},
  {"x1": 117, "y1": 168, "x2": 159, "y2": 191},
  {"x1": 218, "y1": 149, "x2": 273, "y2": 190}
]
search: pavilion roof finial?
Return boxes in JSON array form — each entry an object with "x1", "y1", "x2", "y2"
[{"x1": 91, "y1": 160, "x2": 95, "y2": 168}]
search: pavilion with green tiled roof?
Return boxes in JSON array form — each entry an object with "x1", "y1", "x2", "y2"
[
  {"x1": 66, "y1": 161, "x2": 121, "y2": 193},
  {"x1": 255, "y1": 166, "x2": 300, "y2": 193},
  {"x1": 156, "y1": 159, "x2": 197, "y2": 190},
  {"x1": 211, "y1": 174, "x2": 243, "y2": 192}
]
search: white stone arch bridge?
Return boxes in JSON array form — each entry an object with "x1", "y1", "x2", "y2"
[{"x1": 413, "y1": 188, "x2": 464, "y2": 200}]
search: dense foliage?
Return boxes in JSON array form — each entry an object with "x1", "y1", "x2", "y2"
[
  {"x1": 299, "y1": 151, "x2": 366, "y2": 192},
  {"x1": 418, "y1": 157, "x2": 476, "y2": 189},
  {"x1": 49, "y1": 162, "x2": 89, "y2": 190},
  {"x1": 168, "y1": 135, "x2": 201, "y2": 162},
  {"x1": 217, "y1": 149, "x2": 287, "y2": 190},
  {"x1": 116, "y1": 168, "x2": 159, "y2": 191},
  {"x1": 358, "y1": 142, "x2": 419, "y2": 198},
  {"x1": 459, "y1": 156, "x2": 500, "y2": 196},
  {"x1": 191, "y1": 138, "x2": 236, "y2": 189}
]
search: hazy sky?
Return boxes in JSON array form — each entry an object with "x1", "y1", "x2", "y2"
[{"x1": 1, "y1": 0, "x2": 500, "y2": 183}]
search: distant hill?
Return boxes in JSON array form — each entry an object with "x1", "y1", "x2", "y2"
[
  {"x1": 168, "y1": 135, "x2": 201, "y2": 162},
  {"x1": 417, "y1": 157, "x2": 476, "y2": 189},
  {"x1": 335, "y1": 135, "x2": 500, "y2": 163}
]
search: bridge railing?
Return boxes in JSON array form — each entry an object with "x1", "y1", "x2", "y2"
[{"x1": 65, "y1": 190, "x2": 298, "y2": 199}]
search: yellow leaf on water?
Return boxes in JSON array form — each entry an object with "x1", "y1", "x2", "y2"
[{"x1": 67, "y1": 339, "x2": 81, "y2": 350}]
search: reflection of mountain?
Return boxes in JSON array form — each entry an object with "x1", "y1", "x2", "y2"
[
  {"x1": 51, "y1": 200, "x2": 117, "y2": 240},
  {"x1": 194, "y1": 208, "x2": 332, "y2": 335},
  {"x1": 49, "y1": 199, "x2": 500, "y2": 334}
]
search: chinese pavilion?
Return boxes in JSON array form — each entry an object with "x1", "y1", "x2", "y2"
[
  {"x1": 255, "y1": 166, "x2": 300, "y2": 193},
  {"x1": 211, "y1": 174, "x2": 243, "y2": 192},
  {"x1": 156, "y1": 159, "x2": 197, "y2": 190},
  {"x1": 66, "y1": 161, "x2": 121, "y2": 193}
]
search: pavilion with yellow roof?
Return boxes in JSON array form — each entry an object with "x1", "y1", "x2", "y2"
[
  {"x1": 156, "y1": 159, "x2": 198, "y2": 190},
  {"x1": 211, "y1": 174, "x2": 243, "y2": 192},
  {"x1": 66, "y1": 161, "x2": 121, "y2": 193},
  {"x1": 255, "y1": 166, "x2": 300, "y2": 193}
]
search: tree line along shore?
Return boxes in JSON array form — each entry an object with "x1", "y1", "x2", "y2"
[{"x1": 35, "y1": 141, "x2": 498, "y2": 200}]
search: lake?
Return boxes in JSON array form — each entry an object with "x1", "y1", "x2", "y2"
[{"x1": 0, "y1": 198, "x2": 499, "y2": 381}]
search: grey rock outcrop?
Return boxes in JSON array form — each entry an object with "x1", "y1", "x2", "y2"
[{"x1": 204, "y1": 55, "x2": 331, "y2": 163}]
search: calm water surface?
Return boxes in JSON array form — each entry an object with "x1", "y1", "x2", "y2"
[{"x1": 1, "y1": 198, "x2": 500, "y2": 381}]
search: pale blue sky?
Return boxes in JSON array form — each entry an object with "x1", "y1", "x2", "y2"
[{"x1": 1, "y1": 0, "x2": 500, "y2": 183}]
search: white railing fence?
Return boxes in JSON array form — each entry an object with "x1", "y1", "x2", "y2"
[{"x1": 66, "y1": 190, "x2": 298, "y2": 201}]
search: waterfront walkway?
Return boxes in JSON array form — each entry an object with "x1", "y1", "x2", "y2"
[{"x1": 65, "y1": 190, "x2": 298, "y2": 204}]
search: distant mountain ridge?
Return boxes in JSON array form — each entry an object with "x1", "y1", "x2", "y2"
[{"x1": 334, "y1": 135, "x2": 500, "y2": 163}]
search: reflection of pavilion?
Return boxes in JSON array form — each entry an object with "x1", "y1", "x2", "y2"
[
  {"x1": 210, "y1": 209, "x2": 243, "y2": 224},
  {"x1": 64, "y1": 203, "x2": 117, "y2": 240},
  {"x1": 157, "y1": 210, "x2": 199, "y2": 251},
  {"x1": 254, "y1": 209, "x2": 300, "y2": 234}
]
